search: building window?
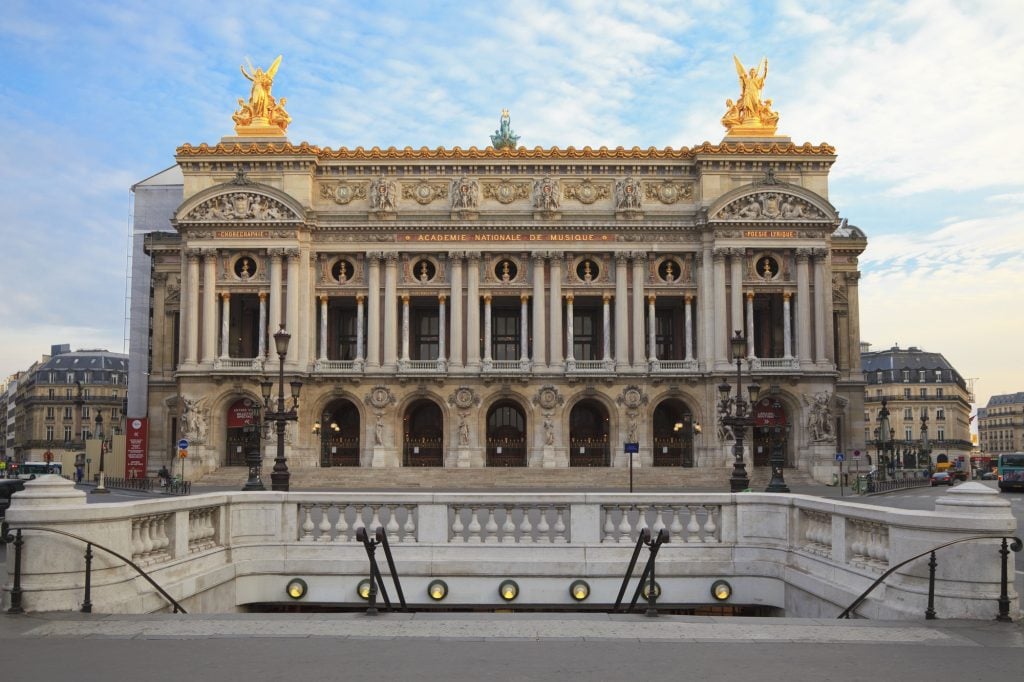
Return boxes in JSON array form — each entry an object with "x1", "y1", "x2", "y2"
[
  {"x1": 112, "y1": 390, "x2": 118, "y2": 399},
  {"x1": 65, "y1": 388, "x2": 72, "y2": 399},
  {"x1": 49, "y1": 371, "x2": 55, "y2": 382},
  {"x1": 66, "y1": 373, "x2": 76, "y2": 384},
  {"x1": 572, "y1": 306, "x2": 602, "y2": 361},
  {"x1": 902, "y1": 370, "x2": 909, "y2": 383},
  {"x1": 875, "y1": 389, "x2": 882, "y2": 397},
  {"x1": 935, "y1": 370, "x2": 942, "y2": 382},
  {"x1": 82, "y1": 406, "x2": 90, "y2": 419},
  {"x1": 937, "y1": 428, "x2": 945, "y2": 441},
  {"x1": 905, "y1": 427, "x2": 913, "y2": 440},
  {"x1": 918, "y1": 370, "x2": 926, "y2": 382},
  {"x1": 904, "y1": 408, "x2": 913, "y2": 419},
  {"x1": 85, "y1": 372, "x2": 91, "y2": 383},
  {"x1": 864, "y1": 428, "x2": 871, "y2": 443},
  {"x1": 63, "y1": 407, "x2": 72, "y2": 420},
  {"x1": 491, "y1": 307, "x2": 520, "y2": 361},
  {"x1": 876, "y1": 371, "x2": 883, "y2": 384},
  {"x1": 45, "y1": 426, "x2": 54, "y2": 441},
  {"x1": 903, "y1": 388, "x2": 911, "y2": 399},
  {"x1": 83, "y1": 388, "x2": 90, "y2": 399},
  {"x1": 936, "y1": 408, "x2": 945, "y2": 420},
  {"x1": 921, "y1": 406, "x2": 928, "y2": 417},
  {"x1": 45, "y1": 407, "x2": 54, "y2": 419},
  {"x1": 48, "y1": 388, "x2": 55, "y2": 399},
  {"x1": 936, "y1": 388, "x2": 943, "y2": 398},
  {"x1": 655, "y1": 309, "x2": 676, "y2": 360},
  {"x1": 919, "y1": 388, "x2": 927, "y2": 397},
  {"x1": 81, "y1": 428, "x2": 91, "y2": 441},
  {"x1": 63, "y1": 426, "x2": 72, "y2": 442}
]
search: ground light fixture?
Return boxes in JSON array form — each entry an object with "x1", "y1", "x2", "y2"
[
  {"x1": 427, "y1": 579, "x2": 448, "y2": 601},
  {"x1": 711, "y1": 579, "x2": 733, "y2": 601},
  {"x1": 498, "y1": 579, "x2": 519, "y2": 602},
  {"x1": 640, "y1": 581, "x2": 662, "y2": 600},
  {"x1": 569, "y1": 580, "x2": 590, "y2": 601},
  {"x1": 357, "y1": 578, "x2": 372, "y2": 600},
  {"x1": 286, "y1": 578, "x2": 307, "y2": 600}
]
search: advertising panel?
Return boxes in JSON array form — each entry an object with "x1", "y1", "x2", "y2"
[{"x1": 126, "y1": 417, "x2": 148, "y2": 479}]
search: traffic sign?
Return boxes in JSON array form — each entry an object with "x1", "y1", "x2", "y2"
[
  {"x1": 178, "y1": 438, "x2": 189, "y2": 450},
  {"x1": 624, "y1": 442, "x2": 639, "y2": 454},
  {"x1": 179, "y1": 449, "x2": 188, "y2": 459},
  {"x1": 852, "y1": 449, "x2": 861, "y2": 459},
  {"x1": 835, "y1": 452, "x2": 845, "y2": 462}
]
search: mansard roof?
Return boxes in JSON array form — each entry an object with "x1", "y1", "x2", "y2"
[{"x1": 986, "y1": 392, "x2": 1024, "y2": 407}]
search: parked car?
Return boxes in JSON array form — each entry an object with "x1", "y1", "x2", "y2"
[
  {"x1": 930, "y1": 471, "x2": 954, "y2": 486},
  {"x1": 981, "y1": 470, "x2": 998, "y2": 480},
  {"x1": 0, "y1": 478, "x2": 27, "y2": 518}
]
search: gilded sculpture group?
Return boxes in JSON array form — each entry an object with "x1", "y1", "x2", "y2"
[{"x1": 230, "y1": 54, "x2": 779, "y2": 140}]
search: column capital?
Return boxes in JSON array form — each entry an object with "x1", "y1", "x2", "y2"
[
  {"x1": 615, "y1": 252, "x2": 630, "y2": 265},
  {"x1": 602, "y1": 293, "x2": 612, "y2": 304},
  {"x1": 684, "y1": 294, "x2": 694, "y2": 303},
  {"x1": 385, "y1": 253, "x2": 399, "y2": 265},
  {"x1": 185, "y1": 248, "x2": 202, "y2": 261},
  {"x1": 647, "y1": 294, "x2": 657, "y2": 304},
  {"x1": 846, "y1": 271, "x2": 861, "y2": 282},
  {"x1": 520, "y1": 293, "x2": 530, "y2": 303},
  {"x1": 258, "y1": 291, "x2": 268, "y2": 301},
  {"x1": 220, "y1": 292, "x2": 230, "y2": 301},
  {"x1": 547, "y1": 253, "x2": 563, "y2": 265},
  {"x1": 712, "y1": 247, "x2": 729, "y2": 262},
  {"x1": 811, "y1": 247, "x2": 830, "y2": 259},
  {"x1": 746, "y1": 291, "x2": 755, "y2": 300},
  {"x1": 267, "y1": 247, "x2": 286, "y2": 259},
  {"x1": 438, "y1": 294, "x2": 447, "y2": 303},
  {"x1": 532, "y1": 253, "x2": 546, "y2": 265},
  {"x1": 795, "y1": 248, "x2": 813, "y2": 261},
  {"x1": 318, "y1": 294, "x2": 328, "y2": 303},
  {"x1": 783, "y1": 291, "x2": 792, "y2": 300},
  {"x1": 467, "y1": 252, "x2": 482, "y2": 264},
  {"x1": 483, "y1": 293, "x2": 492, "y2": 303},
  {"x1": 356, "y1": 293, "x2": 365, "y2": 303},
  {"x1": 448, "y1": 250, "x2": 466, "y2": 260},
  {"x1": 401, "y1": 294, "x2": 410, "y2": 303},
  {"x1": 366, "y1": 251, "x2": 383, "y2": 262},
  {"x1": 285, "y1": 248, "x2": 301, "y2": 260},
  {"x1": 565, "y1": 293, "x2": 574, "y2": 303}
]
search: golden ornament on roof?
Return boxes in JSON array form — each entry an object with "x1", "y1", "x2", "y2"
[
  {"x1": 232, "y1": 55, "x2": 291, "y2": 137},
  {"x1": 721, "y1": 56, "x2": 780, "y2": 138}
]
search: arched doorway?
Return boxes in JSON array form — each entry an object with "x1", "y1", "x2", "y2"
[
  {"x1": 486, "y1": 401, "x2": 527, "y2": 467},
  {"x1": 752, "y1": 397, "x2": 789, "y2": 467},
  {"x1": 403, "y1": 399, "x2": 443, "y2": 467},
  {"x1": 569, "y1": 400, "x2": 610, "y2": 467},
  {"x1": 319, "y1": 399, "x2": 360, "y2": 467},
  {"x1": 652, "y1": 399, "x2": 695, "y2": 467},
  {"x1": 225, "y1": 397, "x2": 260, "y2": 466}
]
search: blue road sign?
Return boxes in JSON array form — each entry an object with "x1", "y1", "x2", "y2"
[
  {"x1": 835, "y1": 452, "x2": 845, "y2": 462},
  {"x1": 624, "y1": 442, "x2": 639, "y2": 453},
  {"x1": 178, "y1": 438, "x2": 190, "y2": 450}
]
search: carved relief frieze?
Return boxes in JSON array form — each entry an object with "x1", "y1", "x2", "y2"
[
  {"x1": 450, "y1": 176, "x2": 479, "y2": 210},
  {"x1": 482, "y1": 180, "x2": 530, "y2": 204},
  {"x1": 532, "y1": 385, "x2": 565, "y2": 411},
  {"x1": 319, "y1": 182, "x2": 368, "y2": 205},
  {"x1": 365, "y1": 386, "x2": 396, "y2": 409},
  {"x1": 615, "y1": 177, "x2": 643, "y2": 211},
  {"x1": 645, "y1": 181, "x2": 694, "y2": 204},
  {"x1": 447, "y1": 387, "x2": 480, "y2": 410},
  {"x1": 402, "y1": 181, "x2": 449, "y2": 205},
  {"x1": 563, "y1": 179, "x2": 610, "y2": 205},
  {"x1": 185, "y1": 192, "x2": 299, "y2": 221},
  {"x1": 532, "y1": 177, "x2": 560, "y2": 211},
  {"x1": 714, "y1": 191, "x2": 827, "y2": 220},
  {"x1": 616, "y1": 385, "x2": 648, "y2": 410},
  {"x1": 369, "y1": 177, "x2": 397, "y2": 211}
]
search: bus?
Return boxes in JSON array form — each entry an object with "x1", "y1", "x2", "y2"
[
  {"x1": 996, "y1": 453, "x2": 1024, "y2": 492},
  {"x1": 15, "y1": 461, "x2": 62, "y2": 480}
]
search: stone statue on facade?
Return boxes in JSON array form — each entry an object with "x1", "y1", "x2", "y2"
[
  {"x1": 614, "y1": 177, "x2": 642, "y2": 211},
  {"x1": 374, "y1": 412, "x2": 386, "y2": 446},
  {"x1": 181, "y1": 396, "x2": 208, "y2": 444},
  {"x1": 533, "y1": 177, "x2": 560, "y2": 211},
  {"x1": 370, "y1": 177, "x2": 397, "y2": 211},
  {"x1": 543, "y1": 413, "x2": 555, "y2": 446},
  {"x1": 458, "y1": 412, "x2": 470, "y2": 446},
  {"x1": 490, "y1": 109, "x2": 520, "y2": 149},
  {"x1": 233, "y1": 55, "x2": 291, "y2": 135},
  {"x1": 451, "y1": 176, "x2": 479, "y2": 210},
  {"x1": 803, "y1": 391, "x2": 836, "y2": 442},
  {"x1": 721, "y1": 56, "x2": 779, "y2": 137}
]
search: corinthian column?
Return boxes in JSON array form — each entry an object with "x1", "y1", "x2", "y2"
[
  {"x1": 449, "y1": 253, "x2": 463, "y2": 367},
  {"x1": 366, "y1": 253, "x2": 381, "y2": 368},
  {"x1": 614, "y1": 253, "x2": 628, "y2": 370},
  {"x1": 482, "y1": 294, "x2": 492, "y2": 368},
  {"x1": 684, "y1": 294, "x2": 694, "y2": 361},
  {"x1": 565, "y1": 294, "x2": 575, "y2": 369},
  {"x1": 201, "y1": 250, "x2": 217, "y2": 364},
  {"x1": 520, "y1": 293, "x2": 530, "y2": 365},
  {"x1": 712, "y1": 248, "x2": 727, "y2": 365},
  {"x1": 285, "y1": 249, "x2": 300, "y2": 363},
  {"x1": 257, "y1": 292, "x2": 267, "y2": 360},
  {"x1": 813, "y1": 249, "x2": 828, "y2": 365},
  {"x1": 438, "y1": 294, "x2": 447, "y2": 366},
  {"x1": 602, "y1": 293, "x2": 612, "y2": 368},
  {"x1": 318, "y1": 295, "x2": 328, "y2": 361},
  {"x1": 400, "y1": 294, "x2": 410, "y2": 365},
  {"x1": 549, "y1": 255, "x2": 563, "y2": 368},
  {"x1": 268, "y1": 249, "x2": 283, "y2": 360},
  {"x1": 219, "y1": 292, "x2": 231, "y2": 359},
  {"x1": 730, "y1": 250, "x2": 744, "y2": 343},
  {"x1": 745, "y1": 291, "x2": 755, "y2": 358},
  {"x1": 186, "y1": 250, "x2": 200, "y2": 365},
  {"x1": 631, "y1": 254, "x2": 646, "y2": 369},
  {"x1": 647, "y1": 294, "x2": 657, "y2": 365},
  {"x1": 383, "y1": 254, "x2": 398, "y2": 368},
  {"x1": 355, "y1": 294, "x2": 365, "y2": 368},
  {"x1": 796, "y1": 249, "x2": 811, "y2": 367},
  {"x1": 532, "y1": 254, "x2": 546, "y2": 368},
  {"x1": 466, "y1": 255, "x2": 481, "y2": 367},
  {"x1": 783, "y1": 292, "x2": 793, "y2": 358}
]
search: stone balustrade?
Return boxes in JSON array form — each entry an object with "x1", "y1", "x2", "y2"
[{"x1": 2, "y1": 477, "x2": 1017, "y2": 619}]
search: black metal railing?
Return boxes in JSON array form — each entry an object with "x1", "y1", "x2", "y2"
[
  {"x1": 1, "y1": 524, "x2": 186, "y2": 614},
  {"x1": 838, "y1": 535, "x2": 1022, "y2": 621},
  {"x1": 614, "y1": 527, "x2": 669, "y2": 616},
  {"x1": 95, "y1": 477, "x2": 191, "y2": 496},
  {"x1": 355, "y1": 526, "x2": 407, "y2": 615},
  {"x1": 858, "y1": 474, "x2": 932, "y2": 494}
]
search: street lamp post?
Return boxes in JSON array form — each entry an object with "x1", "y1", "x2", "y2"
[
  {"x1": 241, "y1": 406, "x2": 265, "y2": 491},
  {"x1": 90, "y1": 413, "x2": 109, "y2": 495},
  {"x1": 919, "y1": 413, "x2": 931, "y2": 474},
  {"x1": 719, "y1": 331, "x2": 760, "y2": 493},
  {"x1": 876, "y1": 398, "x2": 891, "y2": 481},
  {"x1": 765, "y1": 423, "x2": 790, "y2": 493},
  {"x1": 260, "y1": 327, "x2": 301, "y2": 492}
]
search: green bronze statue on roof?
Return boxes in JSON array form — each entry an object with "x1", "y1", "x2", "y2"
[{"x1": 490, "y1": 109, "x2": 520, "y2": 149}]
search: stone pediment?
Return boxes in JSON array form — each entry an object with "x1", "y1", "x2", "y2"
[
  {"x1": 176, "y1": 178, "x2": 305, "y2": 224},
  {"x1": 710, "y1": 184, "x2": 836, "y2": 223}
]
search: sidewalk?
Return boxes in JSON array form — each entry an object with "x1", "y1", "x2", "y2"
[{"x1": 1, "y1": 610, "x2": 1021, "y2": 681}]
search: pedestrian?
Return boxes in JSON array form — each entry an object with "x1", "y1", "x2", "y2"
[
  {"x1": 158, "y1": 465, "x2": 171, "y2": 487},
  {"x1": 75, "y1": 465, "x2": 84, "y2": 484}
]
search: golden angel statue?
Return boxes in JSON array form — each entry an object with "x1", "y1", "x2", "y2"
[
  {"x1": 721, "y1": 55, "x2": 780, "y2": 137},
  {"x1": 232, "y1": 55, "x2": 291, "y2": 136}
]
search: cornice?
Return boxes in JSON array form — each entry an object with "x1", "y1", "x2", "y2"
[{"x1": 176, "y1": 141, "x2": 837, "y2": 161}]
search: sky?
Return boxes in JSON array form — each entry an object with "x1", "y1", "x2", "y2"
[{"x1": 1, "y1": 0, "x2": 1022, "y2": 410}]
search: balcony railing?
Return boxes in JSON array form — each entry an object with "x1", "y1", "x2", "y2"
[
  {"x1": 650, "y1": 359, "x2": 700, "y2": 372},
  {"x1": 212, "y1": 357, "x2": 265, "y2": 371},
  {"x1": 399, "y1": 359, "x2": 446, "y2": 373},
  {"x1": 483, "y1": 359, "x2": 530, "y2": 373},
  {"x1": 750, "y1": 357, "x2": 801, "y2": 371}
]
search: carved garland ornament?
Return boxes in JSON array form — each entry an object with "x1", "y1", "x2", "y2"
[
  {"x1": 448, "y1": 387, "x2": 479, "y2": 410},
  {"x1": 533, "y1": 385, "x2": 565, "y2": 411},
  {"x1": 483, "y1": 180, "x2": 531, "y2": 204},
  {"x1": 186, "y1": 192, "x2": 298, "y2": 221},
  {"x1": 402, "y1": 181, "x2": 449, "y2": 205},
  {"x1": 320, "y1": 182, "x2": 368, "y2": 205},
  {"x1": 645, "y1": 181, "x2": 694, "y2": 205},
  {"x1": 563, "y1": 180, "x2": 610, "y2": 205},
  {"x1": 616, "y1": 385, "x2": 648, "y2": 410},
  {"x1": 365, "y1": 386, "x2": 396, "y2": 409},
  {"x1": 715, "y1": 192, "x2": 827, "y2": 221}
]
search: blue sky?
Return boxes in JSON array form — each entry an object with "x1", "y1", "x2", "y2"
[{"x1": 1, "y1": 0, "x2": 1022, "y2": 408}]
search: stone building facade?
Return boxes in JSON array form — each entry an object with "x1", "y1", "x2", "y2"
[
  {"x1": 139, "y1": 127, "x2": 868, "y2": 484},
  {"x1": 978, "y1": 392, "x2": 1024, "y2": 455}
]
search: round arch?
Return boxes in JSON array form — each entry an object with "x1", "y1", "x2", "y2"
[
  {"x1": 223, "y1": 396, "x2": 261, "y2": 467},
  {"x1": 486, "y1": 400, "x2": 527, "y2": 467},
  {"x1": 751, "y1": 394, "x2": 794, "y2": 467},
  {"x1": 403, "y1": 398, "x2": 444, "y2": 467},
  {"x1": 652, "y1": 398, "x2": 696, "y2": 467},
  {"x1": 318, "y1": 398, "x2": 361, "y2": 467},
  {"x1": 568, "y1": 399, "x2": 610, "y2": 467}
]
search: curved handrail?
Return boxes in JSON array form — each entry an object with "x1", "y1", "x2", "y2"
[
  {"x1": 838, "y1": 534, "x2": 1022, "y2": 619},
  {"x1": 8, "y1": 525, "x2": 187, "y2": 614}
]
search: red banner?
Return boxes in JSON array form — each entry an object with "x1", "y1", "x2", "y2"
[
  {"x1": 227, "y1": 398, "x2": 259, "y2": 428},
  {"x1": 126, "y1": 418, "x2": 148, "y2": 479},
  {"x1": 753, "y1": 398, "x2": 788, "y2": 427}
]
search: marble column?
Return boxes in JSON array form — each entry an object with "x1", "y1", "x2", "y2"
[
  {"x1": 565, "y1": 294, "x2": 575, "y2": 368},
  {"x1": 366, "y1": 253, "x2": 381, "y2": 368},
  {"x1": 355, "y1": 294, "x2": 365, "y2": 367},
  {"x1": 712, "y1": 249, "x2": 727, "y2": 365},
  {"x1": 219, "y1": 292, "x2": 231, "y2": 359},
  {"x1": 548, "y1": 256, "x2": 563, "y2": 368},
  {"x1": 614, "y1": 253, "x2": 629, "y2": 370},
  {"x1": 466, "y1": 255, "x2": 481, "y2": 367},
  {"x1": 318, "y1": 295, "x2": 328, "y2": 361},
  {"x1": 647, "y1": 294, "x2": 657, "y2": 365},
  {"x1": 482, "y1": 294, "x2": 492, "y2": 367},
  {"x1": 729, "y1": 250, "x2": 744, "y2": 342},
  {"x1": 268, "y1": 250, "x2": 283, "y2": 360},
  {"x1": 400, "y1": 294, "x2": 410, "y2": 364},
  {"x1": 820, "y1": 249, "x2": 835, "y2": 364},
  {"x1": 520, "y1": 294, "x2": 530, "y2": 365},
  {"x1": 846, "y1": 272, "x2": 862, "y2": 374},
  {"x1": 257, "y1": 292, "x2": 267, "y2": 360},
  {"x1": 531, "y1": 254, "x2": 545, "y2": 368},
  {"x1": 602, "y1": 294, "x2": 612, "y2": 366},
  {"x1": 631, "y1": 254, "x2": 646, "y2": 368},
  {"x1": 684, "y1": 294, "x2": 694, "y2": 361},
  {"x1": 449, "y1": 253, "x2": 463, "y2": 367},
  {"x1": 383, "y1": 254, "x2": 398, "y2": 368},
  {"x1": 783, "y1": 292, "x2": 793, "y2": 358},
  {"x1": 812, "y1": 250, "x2": 828, "y2": 364},
  {"x1": 186, "y1": 250, "x2": 200, "y2": 365},
  {"x1": 745, "y1": 292, "x2": 755, "y2": 358},
  {"x1": 700, "y1": 244, "x2": 714, "y2": 367},
  {"x1": 438, "y1": 294, "x2": 447, "y2": 366},
  {"x1": 201, "y1": 251, "x2": 217, "y2": 364},
  {"x1": 284, "y1": 249, "x2": 300, "y2": 363},
  {"x1": 796, "y1": 249, "x2": 811, "y2": 367}
]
